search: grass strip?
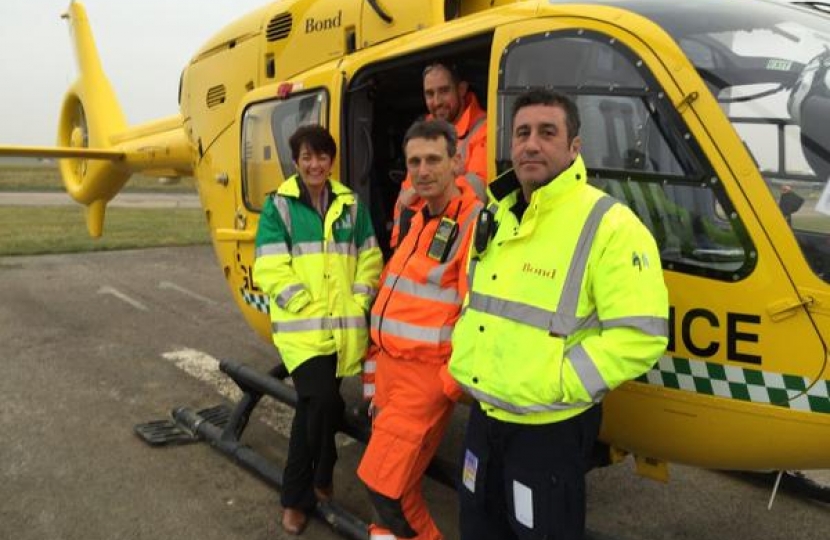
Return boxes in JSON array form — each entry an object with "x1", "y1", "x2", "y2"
[
  {"x1": 0, "y1": 206, "x2": 210, "y2": 256},
  {"x1": 0, "y1": 164, "x2": 196, "y2": 193}
]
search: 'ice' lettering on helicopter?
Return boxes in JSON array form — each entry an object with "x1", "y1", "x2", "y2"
[
  {"x1": 667, "y1": 306, "x2": 762, "y2": 365},
  {"x1": 305, "y1": 11, "x2": 342, "y2": 34}
]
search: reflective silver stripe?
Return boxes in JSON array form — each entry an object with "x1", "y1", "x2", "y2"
[
  {"x1": 557, "y1": 196, "x2": 617, "y2": 317},
  {"x1": 467, "y1": 291, "x2": 577, "y2": 335},
  {"x1": 273, "y1": 318, "x2": 326, "y2": 332},
  {"x1": 392, "y1": 200, "x2": 404, "y2": 229},
  {"x1": 273, "y1": 194, "x2": 293, "y2": 238},
  {"x1": 348, "y1": 202, "x2": 358, "y2": 230},
  {"x1": 457, "y1": 115, "x2": 486, "y2": 164},
  {"x1": 563, "y1": 313, "x2": 668, "y2": 337},
  {"x1": 363, "y1": 383, "x2": 376, "y2": 396},
  {"x1": 328, "y1": 242, "x2": 357, "y2": 257},
  {"x1": 460, "y1": 384, "x2": 593, "y2": 414},
  {"x1": 363, "y1": 359, "x2": 376, "y2": 374},
  {"x1": 352, "y1": 283, "x2": 375, "y2": 296},
  {"x1": 574, "y1": 312, "x2": 601, "y2": 332},
  {"x1": 464, "y1": 172, "x2": 488, "y2": 203},
  {"x1": 273, "y1": 315, "x2": 365, "y2": 333},
  {"x1": 602, "y1": 316, "x2": 668, "y2": 337},
  {"x1": 359, "y1": 235, "x2": 379, "y2": 252},
  {"x1": 255, "y1": 243, "x2": 290, "y2": 258},
  {"x1": 426, "y1": 203, "x2": 482, "y2": 284},
  {"x1": 466, "y1": 257, "x2": 478, "y2": 295},
  {"x1": 336, "y1": 315, "x2": 367, "y2": 329},
  {"x1": 275, "y1": 283, "x2": 306, "y2": 309},
  {"x1": 294, "y1": 242, "x2": 324, "y2": 256},
  {"x1": 371, "y1": 314, "x2": 453, "y2": 343},
  {"x1": 385, "y1": 273, "x2": 460, "y2": 304},
  {"x1": 568, "y1": 343, "x2": 608, "y2": 401}
]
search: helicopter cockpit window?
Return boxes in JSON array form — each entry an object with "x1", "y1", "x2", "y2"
[
  {"x1": 617, "y1": 0, "x2": 830, "y2": 282},
  {"x1": 241, "y1": 90, "x2": 327, "y2": 211},
  {"x1": 498, "y1": 31, "x2": 756, "y2": 280}
]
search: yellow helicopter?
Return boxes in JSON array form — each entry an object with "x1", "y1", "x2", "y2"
[{"x1": 2, "y1": 0, "x2": 830, "y2": 484}]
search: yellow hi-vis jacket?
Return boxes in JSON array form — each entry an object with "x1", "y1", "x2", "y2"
[
  {"x1": 253, "y1": 175, "x2": 382, "y2": 377},
  {"x1": 448, "y1": 156, "x2": 669, "y2": 424}
]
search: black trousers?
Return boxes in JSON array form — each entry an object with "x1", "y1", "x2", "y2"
[
  {"x1": 280, "y1": 354, "x2": 344, "y2": 511},
  {"x1": 458, "y1": 402, "x2": 602, "y2": 540}
]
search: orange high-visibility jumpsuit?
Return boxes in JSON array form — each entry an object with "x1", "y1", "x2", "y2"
[
  {"x1": 358, "y1": 181, "x2": 481, "y2": 540},
  {"x1": 389, "y1": 92, "x2": 488, "y2": 250}
]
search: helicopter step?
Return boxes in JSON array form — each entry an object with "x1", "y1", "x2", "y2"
[{"x1": 133, "y1": 404, "x2": 231, "y2": 446}]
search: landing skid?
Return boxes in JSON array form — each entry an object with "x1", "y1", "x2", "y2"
[{"x1": 134, "y1": 359, "x2": 455, "y2": 540}]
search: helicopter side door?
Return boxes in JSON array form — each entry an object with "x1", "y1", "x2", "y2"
[{"x1": 232, "y1": 73, "x2": 342, "y2": 342}]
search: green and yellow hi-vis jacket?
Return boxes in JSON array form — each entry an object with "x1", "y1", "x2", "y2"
[{"x1": 253, "y1": 175, "x2": 382, "y2": 376}]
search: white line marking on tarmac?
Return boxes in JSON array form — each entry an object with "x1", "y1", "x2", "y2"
[
  {"x1": 97, "y1": 286, "x2": 148, "y2": 311},
  {"x1": 161, "y1": 348, "x2": 294, "y2": 437},
  {"x1": 158, "y1": 281, "x2": 217, "y2": 305}
]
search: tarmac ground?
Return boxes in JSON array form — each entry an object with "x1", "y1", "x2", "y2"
[{"x1": 1, "y1": 245, "x2": 828, "y2": 540}]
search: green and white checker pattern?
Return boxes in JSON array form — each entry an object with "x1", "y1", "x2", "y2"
[
  {"x1": 240, "y1": 289, "x2": 270, "y2": 314},
  {"x1": 636, "y1": 356, "x2": 830, "y2": 414}
]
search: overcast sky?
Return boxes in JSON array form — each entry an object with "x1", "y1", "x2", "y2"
[{"x1": 0, "y1": 0, "x2": 269, "y2": 146}]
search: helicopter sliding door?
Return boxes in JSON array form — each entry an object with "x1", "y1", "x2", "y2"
[{"x1": 490, "y1": 14, "x2": 829, "y2": 469}]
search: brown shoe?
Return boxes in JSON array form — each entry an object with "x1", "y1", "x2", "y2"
[
  {"x1": 281, "y1": 507, "x2": 308, "y2": 535},
  {"x1": 314, "y1": 485, "x2": 333, "y2": 503}
]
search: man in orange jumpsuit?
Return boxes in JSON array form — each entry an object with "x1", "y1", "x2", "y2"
[
  {"x1": 357, "y1": 119, "x2": 483, "y2": 540},
  {"x1": 389, "y1": 62, "x2": 488, "y2": 249}
]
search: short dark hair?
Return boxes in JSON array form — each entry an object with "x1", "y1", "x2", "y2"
[
  {"x1": 289, "y1": 124, "x2": 337, "y2": 162},
  {"x1": 402, "y1": 119, "x2": 458, "y2": 157},
  {"x1": 422, "y1": 61, "x2": 462, "y2": 85},
  {"x1": 511, "y1": 89, "x2": 581, "y2": 143}
]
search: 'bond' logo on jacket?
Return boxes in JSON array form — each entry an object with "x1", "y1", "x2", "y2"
[{"x1": 521, "y1": 262, "x2": 556, "y2": 280}]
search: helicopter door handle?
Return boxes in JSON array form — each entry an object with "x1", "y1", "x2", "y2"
[
  {"x1": 766, "y1": 295, "x2": 815, "y2": 322},
  {"x1": 216, "y1": 228, "x2": 255, "y2": 242}
]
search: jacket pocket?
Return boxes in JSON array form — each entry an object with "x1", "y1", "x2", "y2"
[{"x1": 357, "y1": 409, "x2": 430, "y2": 499}]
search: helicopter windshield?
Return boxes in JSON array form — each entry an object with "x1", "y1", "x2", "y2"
[{"x1": 609, "y1": 0, "x2": 830, "y2": 281}]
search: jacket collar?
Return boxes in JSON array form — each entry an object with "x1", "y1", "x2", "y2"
[
  {"x1": 277, "y1": 174, "x2": 353, "y2": 200},
  {"x1": 530, "y1": 155, "x2": 587, "y2": 208},
  {"x1": 454, "y1": 92, "x2": 485, "y2": 139},
  {"x1": 488, "y1": 155, "x2": 587, "y2": 207}
]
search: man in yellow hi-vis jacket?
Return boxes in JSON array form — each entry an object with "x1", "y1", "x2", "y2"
[{"x1": 448, "y1": 89, "x2": 669, "y2": 540}]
